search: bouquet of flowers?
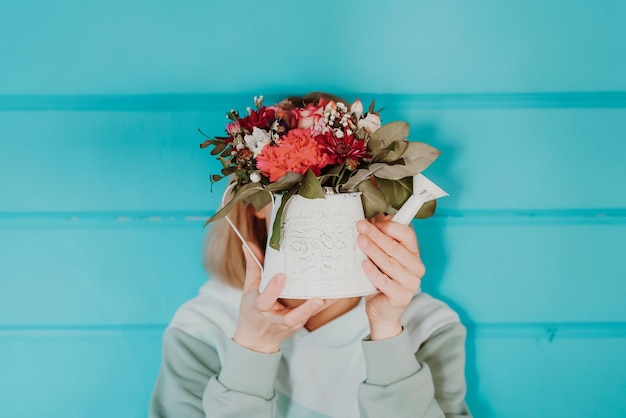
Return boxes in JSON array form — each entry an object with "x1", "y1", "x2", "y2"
[{"x1": 200, "y1": 93, "x2": 441, "y2": 249}]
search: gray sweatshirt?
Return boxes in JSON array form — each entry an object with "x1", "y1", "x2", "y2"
[{"x1": 149, "y1": 278, "x2": 471, "y2": 417}]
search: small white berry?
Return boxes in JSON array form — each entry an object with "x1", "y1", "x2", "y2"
[{"x1": 250, "y1": 172, "x2": 262, "y2": 183}]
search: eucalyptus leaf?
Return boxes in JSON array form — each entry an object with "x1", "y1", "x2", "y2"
[
  {"x1": 204, "y1": 182, "x2": 264, "y2": 225},
  {"x1": 298, "y1": 169, "x2": 325, "y2": 199},
  {"x1": 377, "y1": 177, "x2": 413, "y2": 210},
  {"x1": 324, "y1": 164, "x2": 344, "y2": 176},
  {"x1": 243, "y1": 190, "x2": 272, "y2": 211},
  {"x1": 368, "y1": 121, "x2": 409, "y2": 155},
  {"x1": 265, "y1": 171, "x2": 303, "y2": 193},
  {"x1": 369, "y1": 162, "x2": 415, "y2": 180},
  {"x1": 373, "y1": 140, "x2": 409, "y2": 163},
  {"x1": 400, "y1": 142, "x2": 441, "y2": 174},
  {"x1": 415, "y1": 199, "x2": 437, "y2": 219},
  {"x1": 357, "y1": 180, "x2": 390, "y2": 218},
  {"x1": 341, "y1": 167, "x2": 382, "y2": 191},
  {"x1": 269, "y1": 187, "x2": 297, "y2": 250}
]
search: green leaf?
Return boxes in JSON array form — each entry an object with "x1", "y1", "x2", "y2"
[
  {"x1": 367, "y1": 121, "x2": 409, "y2": 155},
  {"x1": 370, "y1": 141, "x2": 441, "y2": 181},
  {"x1": 400, "y1": 142, "x2": 441, "y2": 174},
  {"x1": 376, "y1": 177, "x2": 413, "y2": 210},
  {"x1": 269, "y1": 187, "x2": 297, "y2": 250},
  {"x1": 415, "y1": 199, "x2": 437, "y2": 219},
  {"x1": 198, "y1": 128, "x2": 212, "y2": 139},
  {"x1": 297, "y1": 169, "x2": 325, "y2": 199},
  {"x1": 204, "y1": 182, "x2": 264, "y2": 225},
  {"x1": 210, "y1": 141, "x2": 227, "y2": 156},
  {"x1": 369, "y1": 162, "x2": 415, "y2": 180},
  {"x1": 221, "y1": 166, "x2": 238, "y2": 176},
  {"x1": 341, "y1": 166, "x2": 383, "y2": 191},
  {"x1": 367, "y1": 99, "x2": 376, "y2": 114},
  {"x1": 220, "y1": 147, "x2": 232, "y2": 158},
  {"x1": 199, "y1": 138, "x2": 220, "y2": 149},
  {"x1": 357, "y1": 180, "x2": 391, "y2": 218},
  {"x1": 265, "y1": 171, "x2": 303, "y2": 193},
  {"x1": 372, "y1": 140, "x2": 409, "y2": 163},
  {"x1": 243, "y1": 190, "x2": 272, "y2": 211}
]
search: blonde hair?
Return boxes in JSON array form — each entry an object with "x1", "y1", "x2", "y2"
[
  {"x1": 203, "y1": 92, "x2": 348, "y2": 288},
  {"x1": 204, "y1": 201, "x2": 268, "y2": 289}
]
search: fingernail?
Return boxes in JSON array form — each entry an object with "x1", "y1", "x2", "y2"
[
  {"x1": 273, "y1": 274, "x2": 286, "y2": 286},
  {"x1": 357, "y1": 221, "x2": 368, "y2": 233}
]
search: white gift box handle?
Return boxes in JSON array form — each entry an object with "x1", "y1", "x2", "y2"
[{"x1": 221, "y1": 182, "x2": 264, "y2": 272}]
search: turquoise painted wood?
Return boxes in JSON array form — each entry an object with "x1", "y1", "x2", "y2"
[
  {"x1": 1, "y1": 107, "x2": 625, "y2": 212},
  {"x1": 1, "y1": 1, "x2": 625, "y2": 417},
  {"x1": 2, "y1": 222, "x2": 626, "y2": 325},
  {"x1": 1, "y1": 1, "x2": 625, "y2": 94}
]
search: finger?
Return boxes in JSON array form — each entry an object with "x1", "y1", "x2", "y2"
[
  {"x1": 375, "y1": 219, "x2": 421, "y2": 255},
  {"x1": 256, "y1": 274, "x2": 286, "y2": 311},
  {"x1": 283, "y1": 298, "x2": 325, "y2": 328},
  {"x1": 358, "y1": 233, "x2": 421, "y2": 290},
  {"x1": 363, "y1": 260, "x2": 414, "y2": 307},
  {"x1": 357, "y1": 221, "x2": 424, "y2": 276},
  {"x1": 242, "y1": 241, "x2": 264, "y2": 293}
]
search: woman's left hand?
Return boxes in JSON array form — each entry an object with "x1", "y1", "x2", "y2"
[{"x1": 357, "y1": 215, "x2": 425, "y2": 341}]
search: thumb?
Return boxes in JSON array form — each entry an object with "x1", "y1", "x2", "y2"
[{"x1": 242, "y1": 241, "x2": 264, "y2": 293}]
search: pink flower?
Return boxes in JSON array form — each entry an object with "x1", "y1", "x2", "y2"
[
  {"x1": 350, "y1": 99, "x2": 363, "y2": 118},
  {"x1": 256, "y1": 129, "x2": 330, "y2": 182},
  {"x1": 226, "y1": 121, "x2": 241, "y2": 136},
  {"x1": 358, "y1": 113, "x2": 381, "y2": 135},
  {"x1": 295, "y1": 102, "x2": 325, "y2": 129}
]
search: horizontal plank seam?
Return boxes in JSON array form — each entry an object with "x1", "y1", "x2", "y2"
[
  {"x1": 2, "y1": 322, "x2": 626, "y2": 339},
  {"x1": 1, "y1": 209, "x2": 625, "y2": 227},
  {"x1": 0, "y1": 92, "x2": 625, "y2": 111}
]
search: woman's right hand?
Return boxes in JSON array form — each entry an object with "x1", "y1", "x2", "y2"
[{"x1": 232, "y1": 242, "x2": 328, "y2": 354}]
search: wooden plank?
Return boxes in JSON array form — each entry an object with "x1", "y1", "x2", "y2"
[
  {"x1": 0, "y1": 110, "x2": 224, "y2": 212},
  {"x1": 1, "y1": 222, "x2": 624, "y2": 325},
  {"x1": 1, "y1": 1, "x2": 624, "y2": 94},
  {"x1": 0, "y1": 332, "x2": 624, "y2": 417},
  {"x1": 0, "y1": 331, "x2": 162, "y2": 418},
  {"x1": 466, "y1": 335, "x2": 626, "y2": 417},
  {"x1": 1, "y1": 107, "x2": 625, "y2": 212},
  {"x1": 401, "y1": 107, "x2": 626, "y2": 211},
  {"x1": 418, "y1": 221, "x2": 626, "y2": 323},
  {"x1": 0, "y1": 224, "x2": 208, "y2": 326}
]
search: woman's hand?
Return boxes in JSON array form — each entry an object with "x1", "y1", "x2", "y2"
[
  {"x1": 357, "y1": 215, "x2": 425, "y2": 341},
  {"x1": 232, "y1": 242, "x2": 329, "y2": 354}
]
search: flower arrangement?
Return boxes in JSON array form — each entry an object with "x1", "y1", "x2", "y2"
[{"x1": 200, "y1": 93, "x2": 441, "y2": 249}]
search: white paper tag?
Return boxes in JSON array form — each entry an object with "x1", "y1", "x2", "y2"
[{"x1": 391, "y1": 174, "x2": 448, "y2": 225}]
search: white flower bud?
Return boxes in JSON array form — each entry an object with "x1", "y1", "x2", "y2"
[
  {"x1": 250, "y1": 172, "x2": 262, "y2": 183},
  {"x1": 350, "y1": 99, "x2": 363, "y2": 118}
]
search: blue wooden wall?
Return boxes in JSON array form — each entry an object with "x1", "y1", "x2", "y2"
[{"x1": 1, "y1": 1, "x2": 625, "y2": 416}]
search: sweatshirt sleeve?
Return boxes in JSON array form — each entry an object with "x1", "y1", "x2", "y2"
[
  {"x1": 358, "y1": 323, "x2": 471, "y2": 418},
  {"x1": 149, "y1": 326, "x2": 281, "y2": 418}
]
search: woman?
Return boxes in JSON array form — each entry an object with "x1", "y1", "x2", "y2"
[{"x1": 149, "y1": 192, "x2": 471, "y2": 417}]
